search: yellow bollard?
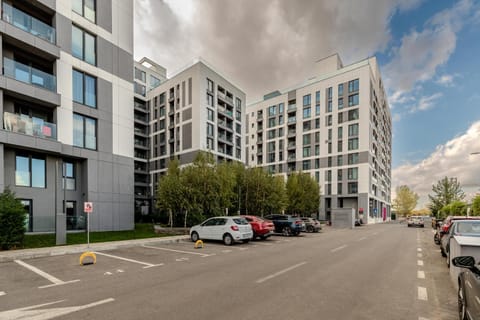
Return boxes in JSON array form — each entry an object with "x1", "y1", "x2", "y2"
[
  {"x1": 79, "y1": 251, "x2": 97, "y2": 265},
  {"x1": 194, "y1": 240, "x2": 204, "y2": 249}
]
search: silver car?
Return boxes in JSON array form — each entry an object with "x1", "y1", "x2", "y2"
[{"x1": 190, "y1": 216, "x2": 253, "y2": 245}]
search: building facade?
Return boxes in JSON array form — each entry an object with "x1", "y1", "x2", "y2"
[
  {"x1": 147, "y1": 59, "x2": 245, "y2": 200},
  {"x1": 0, "y1": 0, "x2": 135, "y2": 232},
  {"x1": 246, "y1": 54, "x2": 392, "y2": 223},
  {"x1": 133, "y1": 58, "x2": 166, "y2": 215}
]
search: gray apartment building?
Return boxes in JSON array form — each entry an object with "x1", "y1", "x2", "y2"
[
  {"x1": 246, "y1": 54, "x2": 392, "y2": 223},
  {"x1": 0, "y1": 0, "x2": 135, "y2": 232},
  {"x1": 133, "y1": 58, "x2": 166, "y2": 215},
  {"x1": 147, "y1": 59, "x2": 246, "y2": 200}
]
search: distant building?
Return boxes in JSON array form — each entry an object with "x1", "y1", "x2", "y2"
[
  {"x1": 0, "y1": 0, "x2": 135, "y2": 232},
  {"x1": 133, "y1": 58, "x2": 166, "y2": 216},
  {"x1": 246, "y1": 54, "x2": 392, "y2": 223},
  {"x1": 146, "y1": 59, "x2": 246, "y2": 205}
]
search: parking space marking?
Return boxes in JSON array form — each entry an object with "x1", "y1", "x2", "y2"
[
  {"x1": 357, "y1": 237, "x2": 367, "y2": 242},
  {"x1": 142, "y1": 245, "x2": 212, "y2": 257},
  {"x1": 14, "y1": 260, "x2": 80, "y2": 289},
  {"x1": 417, "y1": 248, "x2": 422, "y2": 252},
  {"x1": 331, "y1": 245, "x2": 347, "y2": 253},
  {"x1": 418, "y1": 286, "x2": 428, "y2": 301},
  {"x1": 255, "y1": 261, "x2": 307, "y2": 284},
  {"x1": 417, "y1": 260, "x2": 424, "y2": 266},
  {"x1": 221, "y1": 250, "x2": 232, "y2": 253},
  {"x1": 93, "y1": 252, "x2": 163, "y2": 269},
  {"x1": 0, "y1": 291, "x2": 5, "y2": 296},
  {"x1": 417, "y1": 271, "x2": 425, "y2": 279}
]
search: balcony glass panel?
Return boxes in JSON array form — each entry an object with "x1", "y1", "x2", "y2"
[
  {"x1": 3, "y1": 57, "x2": 56, "y2": 92},
  {"x1": 3, "y1": 112, "x2": 57, "y2": 140},
  {"x1": 2, "y1": 3, "x2": 56, "y2": 44}
]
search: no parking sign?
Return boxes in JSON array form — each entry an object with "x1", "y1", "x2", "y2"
[{"x1": 84, "y1": 202, "x2": 93, "y2": 213}]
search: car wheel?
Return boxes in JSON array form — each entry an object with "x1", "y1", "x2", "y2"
[
  {"x1": 223, "y1": 233, "x2": 234, "y2": 246},
  {"x1": 191, "y1": 232, "x2": 199, "y2": 242},
  {"x1": 293, "y1": 231, "x2": 300, "y2": 236},
  {"x1": 458, "y1": 281, "x2": 468, "y2": 320},
  {"x1": 434, "y1": 234, "x2": 440, "y2": 245},
  {"x1": 282, "y1": 226, "x2": 291, "y2": 236},
  {"x1": 243, "y1": 239, "x2": 250, "y2": 244},
  {"x1": 307, "y1": 226, "x2": 314, "y2": 233},
  {"x1": 441, "y1": 248, "x2": 447, "y2": 257},
  {"x1": 260, "y1": 235, "x2": 269, "y2": 240}
]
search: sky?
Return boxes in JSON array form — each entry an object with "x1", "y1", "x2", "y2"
[{"x1": 134, "y1": 0, "x2": 480, "y2": 208}]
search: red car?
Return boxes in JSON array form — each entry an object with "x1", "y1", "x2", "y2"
[{"x1": 241, "y1": 215, "x2": 275, "y2": 240}]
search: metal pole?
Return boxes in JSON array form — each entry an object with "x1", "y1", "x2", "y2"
[{"x1": 87, "y1": 211, "x2": 90, "y2": 248}]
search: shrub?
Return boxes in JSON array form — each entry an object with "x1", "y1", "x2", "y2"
[{"x1": 0, "y1": 188, "x2": 27, "y2": 250}]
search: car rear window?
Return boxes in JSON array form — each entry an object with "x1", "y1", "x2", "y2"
[{"x1": 233, "y1": 218, "x2": 249, "y2": 225}]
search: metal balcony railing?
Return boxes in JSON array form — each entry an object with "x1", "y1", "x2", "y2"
[{"x1": 3, "y1": 57, "x2": 56, "y2": 92}]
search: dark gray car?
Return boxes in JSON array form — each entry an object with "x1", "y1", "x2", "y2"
[{"x1": 452, "y1": 256, "x2": 480, "y2": 320}]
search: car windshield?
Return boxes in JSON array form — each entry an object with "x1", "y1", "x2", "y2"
[
  {"x1": 456, "y1": 221, "x2": 480, "y2": 235},
  {"x1": 233, "y1": 218, "x2": 249, "y2": 225}
]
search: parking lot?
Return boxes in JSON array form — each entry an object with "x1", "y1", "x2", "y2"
[{"x1": 0, "y1": 224, "x2": 459, "y2": 319}]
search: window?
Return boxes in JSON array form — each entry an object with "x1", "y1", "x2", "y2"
[
  {"x1": 303, "y1": 107, "x2": 311, "y2": 119},
  {"x1": 348, "y1": 94, "x2": 359, "y2": 106},
  {"x1": 327, "y1": 101, "x2": 332, "y2": 113},
  {"x1": 207, "y1": 79, "x2": 214, "y2": 92},
  {"x1": 326, "y1": 184, "x2": 332, "y2": 195},
  {"x1": 268, "y1": 105, "x2": 277, "y2": 117},
  {"x1": 328, "y1": 128, "x2": 332, "y2": 140},
  {"x1": 348, "y1": 182, "x2": 358, "y2": 194},
  {"x1": 207, "y1": 93, "x2": 214, "y2": 106},
  {"x1": 338, "y1": 183, "x2": 343, "y2": 195},
  {"x1": 279, "y1": 115, "x2": 284, "y2": 125},
  {"x1": 268, "y1": 141, "x2": 275, "y2": 152},
  {"x1": 303, "y1": 134, "x2": 311, "y2": 145},
  {"x1": 338, "y1": 112, "x2": 344, "y2": 124},
  {"x1": 20, "y1": 200, "x2": 32, "y2": 232},
  {"x1": 73, "y1": 70, "x2": 96, "y2": 108},
  {"x1": 72, "y1": 25, "x2": 96, "y2": 65},
  {"x1": 15, "y1": 153, "x2": 45, "y2": 188},
  {"x1": 134, "y1": 83, "x2": 146, "y2": 97},
  {"x1": 315, "y1": 104, "x2": 320, "y2": 116},
  {"x1": 278, "y1": 128, "x2": 284, "y2": 137},
  {"x1": 348, "y1": 153, "x2": 359, "y2": 165},
  {"x1": 326, "y1": 115, "x2": 332, "y2": 126},
  {"x1": 279, "y1": 103, "x2": 284, "y2": 113},
  {"x1": 348, "y1": 124, "x2": 359, "y2": 137},
  {"x1": 303, "y1": 146, "x2": 311, "y2": 157},
  {"x1": 315, "y1": 132, "x2": 320, "y2": 143},
  {"x1": 315, "y1": 145, "x2": 320, "y2": 156},
  {"x1": 348, "y1": 79, "x2": 359, "y2": 93},
  {"x1": 326, "y1": 170, "x2": 332, "y2": 182},
  {"x1": 73, "y1": 114, "x2": 96, "y2": 149},
  {"x1": 303, "y1": 94, "x2": 311, "y2": 106},
  {"x1": 302, "y1": 160, "x2": 311, "y2": 170},
  {"x1": 348, "y1": 167, "x2": 358, "y2": 180},
  {"x1": 337, "y1": 140, "x2": 343, "y2": 152},
  {"x1": 328, "y1": 142, "x2": 332, "y2": 154},
  {"x1": 338, "y1": 127, "x2": 343, "y2": 139},
  {"x1": 63, "y1": 161, "x2": 75, "y2": 190},
  {"x1": 338, "y1": 83, "x2": 344, "y2": 96},
  {"x1": 348, "y1": 138, "x2": 359, "y2": 150},
  {"x1": 236, "y1": 124, "x2": 241, "y2": 134},
  {"x1": 337, "y1": 155, "x2": 343, "y2": 166},
  {"x1": 315, "y1": 91, "x2": 320, "y2": 103},
  {"x1": 207, "y1": 137, "x2": 214, "y2": 149},
  {"x1": 303, "y1": 121, "x2": 311, "y2": 131},
  {"x1": 348, "y1": 109, "x2": 359, "y2": 121},
  {"x1": 268, "y1": 154, "x2": 275, "y2": 163},
  {"x1": 268, "y1": 129, "x2": 276, "y2": 139},
  {"x1": 73, "y1": 0, "x2": 95, "y2": 22},
  {"x1": 338, "y1": 97, "x2": 344, "y2": 109},
  {"x1": 134, "y1": 68, "x2": 146, "y2": 82},
  {"x1": 207, "y1": 109, "x2": 214, "y2": 121},
  {"x1": 315, "y1": 118, "x2": 320, "y2": 129},
  {"x1": 327, "y1": 87, "x2": 333, "y2": 99},
  {"x1": 150, "y1": 75, "x2": 161, "y2": 88},
  {"x1": 236, "y1": 110, "x2": 241, "y2": 121},
  {"x1": 207, "y1": 123, "x2": 214, "y2": 137},
  {"x1": 268, "y1": 118, "x2": 276, "y2": 128}
]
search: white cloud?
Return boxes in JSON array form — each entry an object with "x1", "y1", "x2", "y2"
[
  {"x1": 436, "y1": 74, "x2": 455, "y2": 87},
  {"x1": 385, "y1": 0, "x2": 474, "y2": 105},
  {"x1": 408, "y1": 92, "x2": 443, "y2": 113},
  {"x1": 392, "y1": 121, "x2": 480, "y2": 208}
]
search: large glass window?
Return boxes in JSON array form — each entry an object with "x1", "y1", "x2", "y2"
[
  {"x1": 303, "y1": 94, "x2": 311, "y2": 106},
  {"x1": 72, "y1": 25, "x2": 96, "y2": 65},
  {"x1": 73, "y1": 114, "x2": 97, "y2": 149},
  {"x1": 134, "y1": 68, "x2": 146, "y2": 82},
  {"x1": 303, "y1": 146, "x2": 311, "y2": 157},
  {"x1": 207, "y1": 109, "x2": 214, "y2": 121},
  {"x1": 303, "y1": 107, "x2": 311, "y2": 119},
  {"x1": 348, "y1": 94, "x2": 359, "y2": 107},
  {"x1": 348, "y1": 153, "x2": 359, "y2": 165},
  {"x1": 73, "y1": 70, "x2": 96, "y2": 108},
  {"x1": 268, "y1": 105, "x2": 277, "y2": 117},
  {"x1": 15, "y1": 154, "x2": 45, "y2": 188},
  {"x1": 348, "y1": 167, "x2": 358, "y2": 180},
  {"x1": 338, "y1": 83, "x2": 344, "y2": 96},
  {"x1": 207, "y1": 123, "x2": 214, "y2": 137},
  {"x1": 348, "y1": 138, "x2": 359, "y2": 150},
  {"x1": 73, "y1": 0, "x2": 96, "y2": 23},
  {"x1": 303, "y1": 134, "x2": 311, "y2": 145},
  {"x1": 348, "y1": 79, "x2": 359, "y2": 93},
  {"x1": 348, "y1": 109, "x2": 359, "y2": 121},
  {"x1": 63, "y1": 161, "x2": 76, "y2": 190},
  {"x1": 348, "y1": 124, "x2": 359, "y2": 137},
  {"x1": 348, "y1": 182, "x2": 358, "y2": 194}
]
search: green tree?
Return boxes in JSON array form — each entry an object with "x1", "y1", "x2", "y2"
[
  {"x1": 393, "y1": 185, "x2": 419, "y2": 216},
  {"x1": 439, "y1": 200, "x2": 468, "y2": 218},
  {"x1": 0, "y1": 188, "x2": 27, "y2": 250},
  {"x1": 156, "y1": 160, "x2": 185, "y2": 227},
  {"x1": 286, "y1": 172, "x2": 320, "y2": 216},
  {"x1": 472, "y1": 194, "x2": 480, "y2": 216},
  {"x1": 428, "y1": 177, "x2": 465, "y2": 218}
]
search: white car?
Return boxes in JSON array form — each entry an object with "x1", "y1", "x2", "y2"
[{"x1": 190, "y1": 216, "x2": 253, "y2": 245}]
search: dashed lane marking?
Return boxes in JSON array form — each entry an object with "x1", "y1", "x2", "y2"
[
  {"x1": 331, "y1": 245, "x2": 347, "y2": 253},
  {"x1": 417, "y1": 248, "x2": 422, "y2": 252},
  {"x1": 417, "y1": 270, "x2": 425, "y2": 279},
  {"x1": 417, "y1": 260, "x2": 424, "y2": 266},
  {"x1": 93, "y1": 252, "x2": 163, "y2": 269},
  {"x1": 0, "y1": 291, "x2": 5, "y2": 296},
  {"x1": 255, "y1": 262, "x2": 307, "y2": 284},
  {"x1": 418, "y1": 287, "x2": 428, "y2": 301},
  {"x1": 14, "y1": 260, "x2": 80, "y2": 289}
]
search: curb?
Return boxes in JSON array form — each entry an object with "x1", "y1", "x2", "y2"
[{"x1": 0, "y1": 235, "x2": 190, "y2": 263}]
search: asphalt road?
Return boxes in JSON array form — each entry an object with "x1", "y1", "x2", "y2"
[{"x1": 0, "y1": 222, "x2": 458, "y2": 319}]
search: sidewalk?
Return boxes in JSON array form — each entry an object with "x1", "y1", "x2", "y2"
[{"x1": 0, "y1": 235, "x2": 190, "y2": 263}]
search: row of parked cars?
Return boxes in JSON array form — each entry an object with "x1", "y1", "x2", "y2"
[
  {"x1": 432, "y1": 215, "x2": 480, "y2": 320},
  {"x1": 189, "y1": 215, "x2": 322, "y2": 246}
]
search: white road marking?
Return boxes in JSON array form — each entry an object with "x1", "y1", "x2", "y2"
[
  {"x1": 116, "y1": 269, "x2": 124, "y2": 273},
  {"x1": 331, "y1": 245, "x2": 347, "y2": 253},
  {"x1": 417, "y1": 248, "x2": 422, "y2": 252},
  {"x1": 255, "y1": 262, "x2": 307, "y2": 284},
  {"x1": 475, "y1": 296, "x2": 480, "y2": 305},
  {"x1": 175, "y1": 258, "x2": 189, "y2": 262},
  {"x1": 104, "y1": 272, "x2": 112, "y2": 276},
  {"x1": 418, "y1": 287, "x2": 428, "y2": 301},
  {"x1": 14, "y1": 260, "x2": 80, "y2": 289},
  {"x1": 221, "y1": 250, "x2": 232, "y2": 253},
  {"x1": 0, "y1": 298, "x2": 114, "y2": 319},
  {"x1": 417, "y1": 271, "x2": 425, "y2": 279},
  {"x1": 255, "y1": 242, "x2": 273, "y2": 246},
  {"x1": 467, "y1": 280, "x2": 473, "y2": 289},
  {"x1": 93, "y1": 252, "x2": 163, "y2": 269},
  {"x1": 419, "y1": 317, "x2": 430, "y2": 320},
  {"x1": 357, "y1": 237, "x2": 367, "y2": 242},
  {"x1": 0, "y1": 291, "x2": 5, "y2": 296},
  {"x1": 142, "y1": 245, "x2": 211, "y2": 257},
  {"x1": 417, "y1": 260, "x2": 424, "y2": 266},
  {"x1": 417, "y1": 253, "x2": 423, "y2": 258},
  {"x1": 239, "y1": 247, "x2": 249, "y2": 251}
]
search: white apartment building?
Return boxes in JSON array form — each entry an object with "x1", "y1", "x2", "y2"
[
  {"x1": 147, "y1": 59, "x2": 246, "y2": 199},
  {"x1": 246, "y1": 54, "x2": 392, "y2": 223}
]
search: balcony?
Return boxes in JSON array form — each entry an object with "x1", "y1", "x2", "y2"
[
  {"x1": 218, "y1": 119, "x2": 233, "y2": 131},
  {"x1": 3, "y1": 112, "x2": 56, "y2": 140},
  {"x1": 134, "y1": 127, "x2": 148, "y2": 136},
  {"x1": 218, "y1": 91, "x2": 234, "y2": 105},
  {"x1": 287, "y1": 142, "x2": 296, "y2": 150},
  {"x1": 3, "y1": 57, "x2": 56, "y2": 92},
  {"x1": 287, "y1": 130, "x2": 296, "y2": 137},
  {"x1": 2, "y1": 2, "x2": 56, "y2": 44},
  {"x1": 287, "y1": 117, "x2": 296, "y2": 124},
  {"x1": 287, "y1": 104, "x2": 296, "y2": 112},
  {"x1": 218, "y1": 106, "x2": 234, "y2": 118}
]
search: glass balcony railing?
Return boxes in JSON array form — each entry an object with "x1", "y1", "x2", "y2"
[
  {"x1": 3, "y1": 57, "x2": 56, "y2": 92},
  {"x1": 2, "y1": 2, "x2": 56, "y2": 44},
  {"x1": 3, "y1": 112, "x2": 57, "y2": 140}
]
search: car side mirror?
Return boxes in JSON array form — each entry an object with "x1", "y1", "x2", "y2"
[{"x1": 452, "y1": 256, "x2": 476, "y2": 269}]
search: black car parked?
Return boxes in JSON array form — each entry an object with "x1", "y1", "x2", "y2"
[
  {"x1": 452, "y1": 256, "x2": 480, "y2": 320},
  {"x1": 264, "y1": 214, "x2": 305, "y2": 236}
]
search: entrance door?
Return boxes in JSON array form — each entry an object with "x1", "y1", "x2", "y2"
[{"x1": 20, "y1": 199, "x2": 32, "y2": 232}]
